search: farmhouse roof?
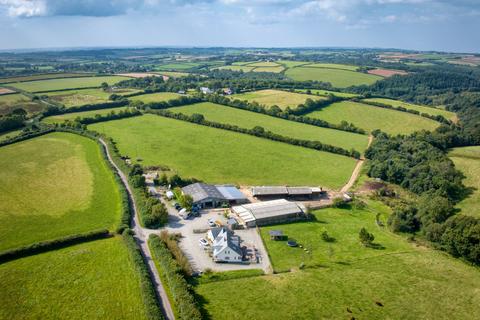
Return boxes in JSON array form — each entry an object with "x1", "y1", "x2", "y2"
[{"x1": 212, "y1": 228, "x2": 242, "y2": 257}]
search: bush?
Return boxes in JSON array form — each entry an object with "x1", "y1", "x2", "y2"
[
  {"x1": 359, "y1": 227, "x2": 375, "y2": 247},
  {"x1": 148, "y1": 234, "x2": 201, "y2": 320}
]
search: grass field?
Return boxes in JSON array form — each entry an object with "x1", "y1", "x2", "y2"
[
  {"x1": 295, "y1": 88, "x2": 360, "y2": 98},
  {"x1": 46, "y1": 88, "x2": 139, "y2": 107},
  {"x1": 128, "y1": 92, "x2": 181, "y2": 103},
  {"x1": 155, "y1": 62, "x2": 200, "y2": 70},
  {"x1": 0, "y1": 93, "x2": 45, "y2": 115},
  {"x1": 363, "y1": 98, "x2": 456, "y2": 120},
  {"x1": 285, "y1": 67, "x2": 382, "y2": 88},
  {"x1": 277, "y1": 60, "x2": 311, "y2": 68},
  {"x1": 232, "y1": 89, "x2": 325, "y2": 109},
  {"x1": 0, "y1": 132, "x2": 121, "y2": 251},
  {"x1": 251, "y1": 66, "x2": 285, "y2": 73},
  {"x1": 0, "y1": 73, "x2": 94, "y2": 84},
  {"x1": 0, "y1": 129, "x2": 22, "y2": 142},
  {"x1": 42, "y1": 107, "x2": 132, "y2": 124},
  {"x1": 306, "y1": 101, "x2": 440, "y2": 135},
  {"x1": 0, "y1": 237, "x2": 149, "y2": 320},
  {"x1": 155, "y1": 71, "x2": 189, "y2": 78},
  {"x1": 10, "y1": 76, "x2": 130, "y2": 93},
  {"x1": 168, "y1": 102, "x2": 369, "y2": 152},
  {"x1": 195, "y1": 202, "x2": 480, "y2": 319},
  {"x1": 90, "y1": 114, "x2": 356, "y2": 188},
  {"x1": 303, "y1": 63, "x2": 359, "y2": 71},
  {"x1": 216, "y1": 65, "x2": 255, "y2": 72},
  {"x1": 449, "y1": 146, "x2": 480, "y2": 217},
  {"x1": 246, "y1": 61, "x2": 280, "y2": 67}
]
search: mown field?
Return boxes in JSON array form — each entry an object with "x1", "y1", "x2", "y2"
[
  {"x1": 46, "y1": 88, "x2": 140, "y2": 107},
  {"x1": 0, "y1": 132, "x2": 121, "y2": 251},
  {"x1": 195, "y1": 201, "x2": 480, "y2": 320},
  {"x1": 0, "y1": 237, "x2": 149, "y2": 320},
  {"x1": 285, "y1": 67, "x2": 381, "y2": 88},
  {"x1": 449, "y1": 146, "x2": 480, "y2": 217},
  {"x1": 128, "y1": 92, "x2": 181, "y2": 103},
  {"x1": 363, "y1": 98, "x2": 456, "y2": 120},
  {"x1": 295, "y1": 88, "x2": 360, "y2": 98},
  {"x1": 42, "y1": 107, "x2": 133, "y2": 124},
  {"x1": 89, "y1": 114, "x2": 356, "y2": 188},
  {"x1": 232, "y1": 89, "x2": 325, "y2": 109},
  {"x1": 10, "y1": 76, "x2": 130, "y2": 93},
  {"x1": 168, "y1": 102, "x2": 369, "y2": 152},
  {"x1": 0, "y1": 93, "x2": 45, "y2": 115},
  {"x1": 306, "y1": 101, "x2": 440, "y2": 135},
  {"x1": 302, "y1": 63, "x2": 359, "y2": 71}
]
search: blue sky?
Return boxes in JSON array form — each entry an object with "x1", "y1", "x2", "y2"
[{"x1": 0, "y1": 0, "x2": 479, "y2": 52}]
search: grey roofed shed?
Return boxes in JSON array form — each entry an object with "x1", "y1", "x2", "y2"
[
  {"x1": 286, "y1": 187, "x2": 313, "y2": 195},
  {"x1": 233, "y1": 199, "x2": 305, "y2": 227},
  {"x1": 251, "y1": 186, "x2": 288, "y2": 196},
  {"x1": 182, "y1": 182, "x2": 225, "y2": 203}
]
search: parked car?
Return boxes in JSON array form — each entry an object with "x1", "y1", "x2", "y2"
[
  {"x1": 199, "y1": 238, "x2": 209, "y2": 247},
  {"x1": 179, "y1": 208, "x2": 190, "y2": 219},
  {"x1": 174, "y1": 203, "x2": 181, "y2": 210},
  {"x1": 208, "y1": 218, "x2": 216, "y2": 227}
]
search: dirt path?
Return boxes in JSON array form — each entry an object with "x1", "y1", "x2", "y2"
[
  {"x1": 341, "y1": 135, "x2": 374, "y2": 193},
  {"x1": 99, "y1": 139, "x2": 175, "y2": 320}
]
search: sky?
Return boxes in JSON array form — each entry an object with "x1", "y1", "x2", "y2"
[{"x1": 0, "y1": 0, "x2": 479, "y2": 52}]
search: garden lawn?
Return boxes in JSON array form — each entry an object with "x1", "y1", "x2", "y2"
[
  {"x1": 89, "y1": 114, "x2": 356, "y2": 188},
  {"x1": 306, "y1": 101, "x2": 440, "y2": 135},
  {"x1": 194, "y1": 201, "x2": 480, "y2": 320},
  {"x1": 363, "y1": 98, "x2": 456, "y2": 121},
  {"x1": 42, "y1": 107, "x2": 133, "y2": 124},
  {"x1": 46, "y1": 88, "x2": 140, "y2": 107},
  {"x1": 10, "y1": 76, "x2": 130, "y2": 93},
  {"x1": 128, "y1": 92, "x2": 181, "y2": 103},
  {"x1": 0, "y1": 132, "x2": 122, "y2": 251},
  {"x1": 169, "y1": 102, "x2": 369, "y2": 152},
  {"x1": 449, "y1": 146, "x2": 480, "y2": 217},
  {"x1": 0, "y1": 93, "x2": 45, "y2": 115},
  {"x1": 0, "y1": 237, "x2": 149, "y2": 320},
  {"x1": 285, "y1": 67, "x2": 381, "y2": 88},
  {"x1": 232, "y1": 89, "x2": 325, "y2": 110}
]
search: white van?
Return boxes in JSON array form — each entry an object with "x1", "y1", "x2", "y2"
[{"x1": 179, "y1": 208, "x2": 190, "y2": 219}]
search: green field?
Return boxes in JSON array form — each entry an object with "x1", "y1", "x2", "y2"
[
  {"x1": 246, "y1": 61, "x2": 280, "y2": 67},
  {"x1": 46, "y1": 88, "x2": 139, "y2": 107},
  {"x1": 128, "y1": 92, "x2": 181, "y2": 103},
  {"x1": 277, "y1": 60, "x2": 311, "y2": 68},
  {"x1": 0, "y1": 132, "x2": 121, "y2": 251},
  {"x1": 169, "y1": 102, "x2": 369, "y2": 152},
  {"x1": 42, "y1": 107, "x2": 132, "y2": 124},
  {"x1": 285, "y1": 67, "x2": 382, "y2": 88},
  {"x1": 250, "y1": 66, "x2": 285, "y2": 73},
  {"x1": 232, "y1": 89, "x2": 325, "y2": 109},
  {"x1": 363, "y1": 98, "x2": 457, "y2": 120},
  {"x1": 295, "y1": 88, "x2": 360, "y2": 98},
  {"x1": 306, "y1": 101, "x2": 440, "y2": 135},
  {"x1": 90, "y1": 114, "x2": 356, "y2": 188},
  {"x1": 155, "y1": 62, "x2": 200, "y2": 70},
  {"x1": 0, "y1": 93, "x2": 45, "y2": 115},
  {"x1": 0, "y1": 73, "x2": 94, "y2": 84},
  {"x1": 195, "y1": 202, "x2": 480, "y2": 319},
  {"x1": 155, "y1": 71, "x2": 189, "y2": 78},
  {"x1": 0, "y1": 237, "x2": 149, "y2": 320},
  {"x1": 0, "y1": 129, "x2": 22, "y2": 142},
  {"x1": 10, "y1": 76, "x2": 130, "y2": 93},
  {"x1": 303, "y1": 63, "x2": 359, "y2": 71},
  {"x1": 449, "y1": 146, "x2": 480, "y2": 217},
  {"x1": 216, "y1": 65, "x2": 255, "y2": 72}
]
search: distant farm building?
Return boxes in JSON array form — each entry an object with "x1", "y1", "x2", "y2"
[
  {"x1": 233, "y1": 199, "x2": 306, "y2": 227},
  {"x1": 251, "y1": 186, "x2": 323, "y2": 200},
  {"x1": 182, "y1": 183, "x2": 248, "y2": 208},
  {"x1": 200, "y1": 87, "x2": 213, "y2": 94}
]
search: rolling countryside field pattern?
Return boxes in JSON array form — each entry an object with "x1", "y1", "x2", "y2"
[{"x1": 0, "y1": 43, "x2": 479, "y2": 320}]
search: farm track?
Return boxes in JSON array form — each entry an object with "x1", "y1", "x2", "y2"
[
  {"x1": 99, "y1": 138, "x2": 175, "y2": 320},
  {"x1": 341, "y1": 134, "x2": 373, "y2": 193}
]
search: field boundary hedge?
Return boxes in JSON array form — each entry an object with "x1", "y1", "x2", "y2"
[
  {"x1": 42, "y1": 100, "x2": 130, "y2": 117},
  {"x1": 0, "y1": 73, "x2": 96, "y2": 84},
  {"x1": 123, "y1": 231, "x2": 165, "y2": 320},
  {"x1": 148, "y1": 109, "x2": 361, "y2": 159},
  {"x1": 148, "y1": 234, "x2": 202, "y2": 320},
  {"x1": 0, "y1": 128, "x2": 54, "y2": 147},
  {"x1": 0, "y1": 229, "x2": 111, "y2": 264}
]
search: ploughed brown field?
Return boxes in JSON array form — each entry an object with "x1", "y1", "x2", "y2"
[
  {"x1": 367, "y1": 69, "x2": 408, "y2": 77},
  {"x1": 0, "y1": 88, "x2": 15, "y2": 95}
]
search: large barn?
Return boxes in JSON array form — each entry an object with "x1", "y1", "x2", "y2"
[
  {"x1": 251, "y1": 186, "x2": 323, "y2": 200},
  {"x1": 232, "y1": 199, "x2": 306, "y2": 227},
  {"x1": 182, "y1": 183, "x2": 248, "y2": 208}
]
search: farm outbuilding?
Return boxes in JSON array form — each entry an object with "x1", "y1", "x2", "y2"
[
  {"x1": 233, "y1": 199, "x2": 306, "y2": 227},
  {"x1": 182, "y1": 183, "x2": 248, "y2": 208},
  {"x1": 251, "y1": 186, "x2": 323, "y2": 200}
]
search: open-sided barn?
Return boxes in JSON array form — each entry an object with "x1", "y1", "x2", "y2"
[
  {"x1": 233, "y1": 199, "x2": 306, "y2": 227},
  {"x1": 182, "y1": 183, "x2": 248, "y2": 208}
]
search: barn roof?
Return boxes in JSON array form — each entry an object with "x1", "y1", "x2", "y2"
[
  {"x1": 216, "y1": 185, "x2": 247, "y2": 201},
  {"x1": 233, "y1": 199, "x2": 305, "y2": 223},
  {"x1": 182, "y1": 183, "x2": 225, "y2": 203}
]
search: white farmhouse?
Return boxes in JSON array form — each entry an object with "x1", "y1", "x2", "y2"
[{"x1": 209, "y1": 227, "x2": 243, "y2": 263}]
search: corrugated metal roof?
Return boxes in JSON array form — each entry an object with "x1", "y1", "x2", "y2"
[
  {"x1": 234, "y1": 199, "x2": 304, "y2": 223},
  {"x1": 287, "y1": 187, "x2": 313, "y2": 195},
  {"x1": 216, "y1": 185, "x2": 247, "y2": 200},
  {"x1": 182, "y1": 183, "x2": 225, "y2": 203},
  {"x1": 251, "y1": 186, "x2": 288, "y2": 196}
]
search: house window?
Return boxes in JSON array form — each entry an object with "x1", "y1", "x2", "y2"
[{"x1": 225, "y1": 256, "x2": 230, "y2": 260}]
